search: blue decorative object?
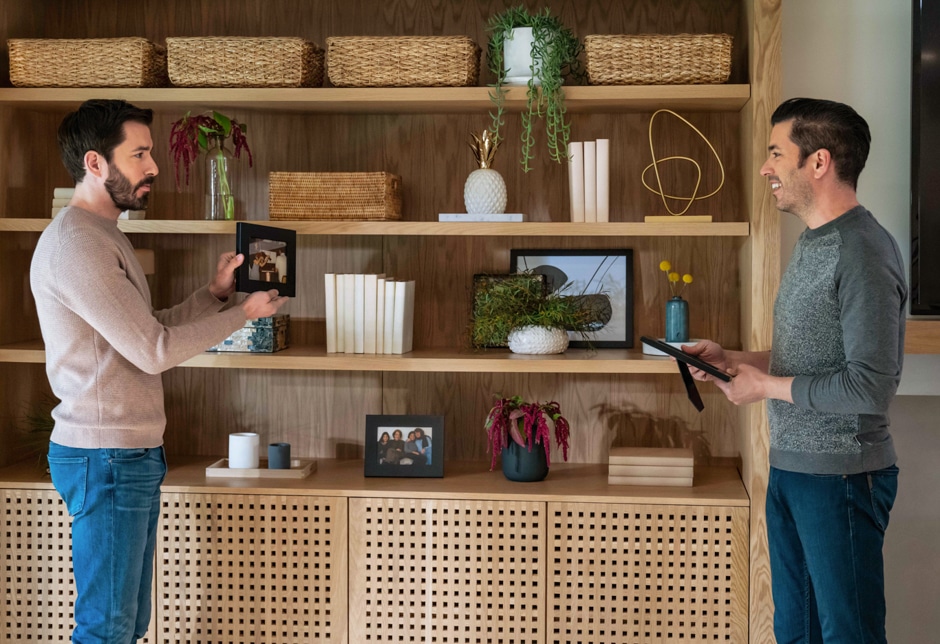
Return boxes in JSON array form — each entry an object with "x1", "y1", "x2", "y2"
[
  {"x1": 665, "y1": 296, "x2": 689, "y2": 343},
  {"x1": 268, "y1": 442, "x2": 291, "y2": 469},
  {"x1": 501, "y1": 441, "x2": 549, "y2": 482},
  {"x1": 206, "y1": 314, "x2": 290, "y2": 353}
]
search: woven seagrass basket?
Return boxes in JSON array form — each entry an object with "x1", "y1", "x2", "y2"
[
  {"x1": 166, "y1": 37, "x2": 324, "y2": 87},
  {"x1": 269, "y1": 172, "x2": 402, "y2": 221},
  {"x1": 584, "y1": 34, "x2": 732, "y2": 85},
  {"x1": 8, "y1": 37, "x2": 167, "y2": 87},
  {"x1": 326, "y1": 36, "x2": 480, "y2": 87}
]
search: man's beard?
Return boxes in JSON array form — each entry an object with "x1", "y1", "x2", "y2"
[{"x1": 105, "y1": 166, "x2": 153, "y2": 211}]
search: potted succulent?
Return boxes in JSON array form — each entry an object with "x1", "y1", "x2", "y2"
[
  {"x1": 169, "y1": 110, "x2": 253, "y2": 220},
  {"x1": 484, "y1": 395, "x2": 570, "y2": 481},
  {"x1": 485, "y1": 5, "x2": 585, "y2": 172},
  {"x1": 470, "y1": 272, "x2": 602, "y2": 353}
]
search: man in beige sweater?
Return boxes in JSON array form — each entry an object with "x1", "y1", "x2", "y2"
[{"x1": 30, "y1": 99, "x2": 287, "y2": 643}]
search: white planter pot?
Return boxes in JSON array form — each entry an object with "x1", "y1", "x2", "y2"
[
  {"x1": 503, "y1": 27, "x2": 540, "y2": 86},
  {"x1": 507, "y1": 325, "x2": 569, "y2": 354}
]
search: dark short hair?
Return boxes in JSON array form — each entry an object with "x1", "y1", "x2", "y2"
[
  {"x1": 771, "y1": 98, "x2": 871, "y2": 189},
  {"x1": 57, "y1": 99, "x2": 154, "y2": 183}
]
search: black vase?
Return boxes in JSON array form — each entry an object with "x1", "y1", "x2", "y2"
[{"x1": 501, "y1": 441, "x2": 549, "y2": 482}]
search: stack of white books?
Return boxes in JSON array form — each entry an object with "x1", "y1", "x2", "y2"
[
  {"x1": 324, "y1": 274, "x2": 415, "y2": 354},
  {"x1": 607, "y1": 447, "x2": 694, "y2": 487},
  {"x1": 51, "y1": 187, "x2": 74, "y2": 217},
  {"x1": 567, "y1": 138, "x2": 610, "y2": 223}
]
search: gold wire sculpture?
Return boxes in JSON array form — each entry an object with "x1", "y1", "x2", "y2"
[{"x1": 641, "y1": 109, "x2": 725, "y2": 217}]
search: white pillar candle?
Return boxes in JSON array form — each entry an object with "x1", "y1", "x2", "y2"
[{"x1": 228, "y1": 432, "x2": 260, "y2": 469}]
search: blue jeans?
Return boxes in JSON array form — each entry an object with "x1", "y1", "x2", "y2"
[
  {"x1": 47, "y1": 442, "x2": 167, "y2": 644},
  {"x1": 767, "y1": 465, "x2": 898, "y2": 644}
]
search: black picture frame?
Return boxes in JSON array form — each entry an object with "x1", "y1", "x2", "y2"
[
  {"x1": 471, "y1": 272, "x2": 548, "y2": 348},
  {"x1": 235, "y1": 222, "x2": 297, "y2": 297},
  {"x1": 510, "y1": 248, "x2": 633, "y2": 348},
  {"x1": 364, "y1": 415, "x2": 444, "y2": 478}
]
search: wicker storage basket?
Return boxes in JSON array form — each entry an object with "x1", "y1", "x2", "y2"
[
  {"x1": 269, "y1": 172, "x2": 402, "y2": 221},
  {"x1": 584, "y1": 34, "x2": 732, "y2": 85},
  {"x1": 326, "y1": 36, "x2": 480, "y2": 87},
  {"x1": 8, "y1": 37, "x2": 167, "y2": 87},
  {"x1": 166, "y1": 36, "x2": 324, "y2": 87}
]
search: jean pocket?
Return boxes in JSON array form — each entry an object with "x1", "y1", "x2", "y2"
[
  {"x1": 46, "y1": 456, "x2": 88, "y2": 516},
  {"x1": 868, "y1": 464, "x2": 899, "y2": 532},
  {"x1": 108, "y1": 447, "x2": 149, "y2": 462}
]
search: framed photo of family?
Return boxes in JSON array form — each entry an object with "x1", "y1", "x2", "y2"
[
  {"x1": 235, "y1": 222, "x2": 297, "y2": 297},
  {"x1": 364, "y1": 414, "x2": 444, "y2": 478}
]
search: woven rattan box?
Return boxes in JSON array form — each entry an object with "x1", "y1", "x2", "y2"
[
  {"x1": 8, "y1": 37, "x2": 167, "y2": 87},
  {"x1": 166, "y1": 36, "x2": 324, "y2": 87},
  {"x1": 269, "y1": 172, "x2": 402, "y2": 221},
  {"x1": 326, "y1": 35, "x2": 480, "y2": 87},
  {"x1": 584, "y1": 33, "x2": 732, "y2": 85}
]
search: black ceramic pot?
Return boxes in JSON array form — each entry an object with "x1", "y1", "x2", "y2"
[{"x1": 501, "y1": 441, "x2": 549, "y2": 482}]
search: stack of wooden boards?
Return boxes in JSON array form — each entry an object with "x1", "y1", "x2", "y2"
[{"x1": 608, "y1": 447, "x2": 693, "y2": 487}]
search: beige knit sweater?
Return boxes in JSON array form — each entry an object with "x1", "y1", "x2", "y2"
[{"x1": 30, "y1": 207, "x2": 247, "y2": 449}]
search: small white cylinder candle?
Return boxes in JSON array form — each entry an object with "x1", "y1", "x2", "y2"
[{"x1": 228, "y1": 432, "x2": 260, "y2": 469}]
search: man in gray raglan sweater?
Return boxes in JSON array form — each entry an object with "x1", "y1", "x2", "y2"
[
  {"x1": 30, "y1": 99, "x2": 288, "y2": 643},
  {"x1": 686, "y1": 98, "x2": 906, "y2": 644}
]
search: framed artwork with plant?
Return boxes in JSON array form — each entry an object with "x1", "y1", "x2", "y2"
[
  {"x1": 510, "y1": 248, "x2": 633, "y2": 348},
  {"x1": 169, "y1": 110, "x2": 253, "y2": 220},
  {"x1": 485, "y1": 5, "x2": 585, "y2": 172}
]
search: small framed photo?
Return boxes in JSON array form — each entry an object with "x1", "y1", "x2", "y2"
[
  {"x1": 364, "y1": 415, "x2": 444, "y2": 478},
  {"x1": 510, "y1": 248, "x2": 633, "y2": 348},
  {"x1": 235, "y1": 222, "x2": 297, "y2": 297}
]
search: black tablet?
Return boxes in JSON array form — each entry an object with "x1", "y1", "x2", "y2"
[{"x1": 640, "y1": 336, "x2": 733, "y2": 382}]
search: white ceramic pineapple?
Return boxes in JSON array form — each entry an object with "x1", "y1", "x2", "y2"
[{"x1": 464, "y1": 130, "x2": 507, "y2": 214}]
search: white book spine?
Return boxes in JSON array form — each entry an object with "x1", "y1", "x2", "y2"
[
  {"x1": 375, "y1": 278, "x2": 386, "y2": 354},
  {"x1": 335, "y1": 275, "x2": 346, "y2": 353},
  {"x1": 583, "y1": 140, "x2": 597, "y2": 222},
  {"x1": 401, "y1": 280, "x2": 415, "y2": 354},
  {"x1": 568, "y1": 141, "x2": 585, "y2": 222},
  {"x1": 343, "y1": 274, "x2": 355, "y2": 354},
  {"x1": 324, "y1": 273, "x2": 337, "y2": 353},
  {"x1": 596, "y1": 138, "x2": 610, "y2": 222},
  {"x1": 53, "y1": 187, "x2": 75, "y2": 199},
  {"x1": 353, "y1": 274, "x2": 365, "y2": 354},
  {"x1": 363, "y1": 274, "x2": 378, "y2": 354},
  {"x1": 608, "y1": 464, "x2": 694, "y2": 477},
  {"x1": 383, "y1": 280, "x2": 396, "y2": 354},
  {"x1": 391, "y1": 280, "x2": 414, "y2": 354}
]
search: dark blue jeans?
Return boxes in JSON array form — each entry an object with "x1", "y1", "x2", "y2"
[
  {"x1": 767, "y1": 465, "x2": 898, "y2": 644},
  {"x1": 47, "y1": 442, "x2": 167, "y2": 644}
]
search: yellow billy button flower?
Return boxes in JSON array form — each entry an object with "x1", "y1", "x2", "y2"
[
  {"x1": 659, "y1": 260, "x2": 672, "y2": 272},
  {"x1": 668, "y1": 272, "x2": 680, "y2": 283},
  {"x1": 682, "y1": 274, "x2": 693, "y2": 284}
]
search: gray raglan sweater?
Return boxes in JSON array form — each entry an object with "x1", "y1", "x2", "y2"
[
  {"x1": 768, "y1": 206, "x2": 906, "y2": 475},
  {"x1": 30, "y1": 206, "x2": 247, "y2": 449}
]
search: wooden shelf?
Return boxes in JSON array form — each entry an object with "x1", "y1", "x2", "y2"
[
  {"x1": 0, "y1": 340, "x2": 688, "y2": 374},
  {"x1": 905, "y1": 319, "x2": 940, "y2": 354},
  {"x1": 0, "y1": 218, "x2": 750, "y2": 236},
  {"x1": 0, "y1": 457, "x2": 749, "y2": 506},
  {"x1": 0, "y1": 85, "x2": 751, "y2": 113}
]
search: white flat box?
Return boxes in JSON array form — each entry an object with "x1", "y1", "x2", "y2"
[
  {"x1": 608, "y1": 446, "x2": 693, "y2": 466},
  {"x1": 438, "y1": 213, "x2": 523, "y2": 222}
]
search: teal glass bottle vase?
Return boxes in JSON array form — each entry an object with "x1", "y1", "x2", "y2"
[{"x1": 665, "y1": 296, "x2": 689, "y2": 342}]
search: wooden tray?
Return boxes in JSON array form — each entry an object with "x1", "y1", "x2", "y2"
[{"x1": 205, "y1": 458, "x2": 317, "y2": 479}]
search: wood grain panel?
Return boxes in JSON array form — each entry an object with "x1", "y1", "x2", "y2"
[
  {"x1": 905, "y1": 319, "x2": 940, "y2": 354},
  {"x1": 162, "y1": 369, "x2": 382, "y2": 461},
  {"x1": 383, "y1": 372, "x2": 738, "y2": 465}
]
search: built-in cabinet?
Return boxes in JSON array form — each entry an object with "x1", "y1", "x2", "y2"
[{"x1": 0, "y1": 1, "x2": 781, "y2": 641}]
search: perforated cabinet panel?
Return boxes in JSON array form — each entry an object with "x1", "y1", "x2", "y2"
[
  {"x1": 0, "y1": 488, "x2": 157, "y2": 642},
  {"x1": 158, "y1": 493, "x2": 348, "y2": 644},
  {"x1": 548, "y1": 503, "x2": 749, "y2": 643},
  {"x1": 348, "y1": 497, "x2": 545, "y2": 643}
]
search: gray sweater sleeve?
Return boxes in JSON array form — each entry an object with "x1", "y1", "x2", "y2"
[{"x1": 790, "y1": 222, "x2": 906, "y2": 414}]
